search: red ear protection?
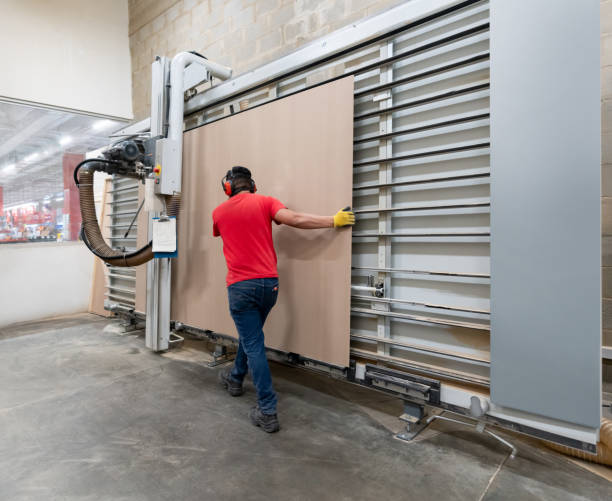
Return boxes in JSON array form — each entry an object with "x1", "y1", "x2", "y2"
[
  {"x1": 221, "y1": 167, "x2": 256, "y2": 197},
  {"x1": 221, "y1": 169, "x2": 234, "y2": 197}
]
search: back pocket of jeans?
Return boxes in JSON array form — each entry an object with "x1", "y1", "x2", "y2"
[{"x1": 229, "y1": 286, "x2": 256, "y2": 312}]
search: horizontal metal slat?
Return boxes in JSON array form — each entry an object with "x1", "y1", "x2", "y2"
[
  {"x1": 351, "y1": 266, "x2": 489, "y2": 281},
  {"x1": 108, "y1": 273, "x2": 136, "y2": 281},
  {"x1": 351, "y1": 306, "x2": 490, "y2": 331},
  {"x1": 350, "y1": 347, "x2": 490, "y2": 387},
  {"x1": 354, "y1": 81, "x2": 489, "y2": 122},
  {"x1": 353, "y1": 165, "x2": 489, "y2": 189},
  {"x1": 351, "y1": 332, "x2": 490, "y2": 366},
  {"x1": 108, "y1": 214, "x2": 138, "y2": 220},
  {"x1": 108, "y1": 285, "x2": 136, "y2": 294},
  {"x1": 351, "y1": 294, "x2": 489, "y2": 315},
  {"x1": 353, "y1": 112, "x2": 489, "y2": 144},
  {"x1": 352, "y1": 20, "x2": 489, "y2": 78},
  {"x1": 108, "y1": 186, "x2": 139, "y2": 194},
  {"x1": 353, "y1": 175, "x2": 490, "y2": 196},
  {"x1": 353, "y1": 140, "x2": 490, "y2": 167},
  {"x1": 353, "y1": 229, "x2": 489, "y2": 237},
  {"x1": 105, "y1": 293, "x2": 136, "y2": 304},
  {"x1": 352, "y1": 235, "x2": 490, "y2": 243},
  {"x1": 355, "y1": 51, "x2": 489, "y2": 99},
  {"x1": 108, "y1": 266, "x2": 136, "y2": 274},
  {"x1": 353, "y1": 199, "x2": 490, "y2": 214},
  {"x1": 107, "y1": 197, "x2": 139, "y2": 205}
]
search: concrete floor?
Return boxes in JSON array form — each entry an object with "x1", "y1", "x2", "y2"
[{"x1": 0, "y1": 314, "x2": 610, "y2": 500}]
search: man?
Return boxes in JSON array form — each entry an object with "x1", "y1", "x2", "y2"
[{"x1": 214, "y1": 166, "x2": 354, "y2": 433}]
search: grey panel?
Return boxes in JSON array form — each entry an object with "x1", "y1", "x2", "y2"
[{"x1": 490, "y1": 0, "x2": 601, "y2": 428}]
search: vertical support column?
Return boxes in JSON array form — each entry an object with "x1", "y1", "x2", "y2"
[
  {"x1": 375, "y1": 41, "x2": 394, "y2": 357},
  {"x1": 146, "y1": 57, "x2": 169, "y2": 352},
  {"x1": 0, "y1": 185, "x2": 3, "y2": 216},
  {"x1": 62, "y1": 153, "x2": 84, "y2": 241},
  {"x1": 145, "y1": 256, "x2": 160, "y2": 349}
]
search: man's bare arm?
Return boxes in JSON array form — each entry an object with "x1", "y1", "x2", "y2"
[
  {"x1": 274, "y1": 208, "x2": 333, "y2": 229},
  {"x1": 274, "y1": 207, "x2": 355, "y2": 229}
]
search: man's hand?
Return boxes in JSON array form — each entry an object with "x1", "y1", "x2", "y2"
[{"x1": 333, "y1": 207, "x2": 355, "y2": 228}]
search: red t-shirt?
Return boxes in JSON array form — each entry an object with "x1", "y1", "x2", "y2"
[{"x1": 213, "y1": 192, "x2": 286, "y2": 286}]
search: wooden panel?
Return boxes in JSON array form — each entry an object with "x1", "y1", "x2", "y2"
[
  {"x1": 88, "y1": 178, "x2": 113, "y2": 317},
  {"x1": 171, "y1": 77, "x2": 354, "y2": 367}
]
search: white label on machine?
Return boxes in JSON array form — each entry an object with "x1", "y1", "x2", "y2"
[{"x1": 152, "y1": 217, "x2": 176, "y2": 253}]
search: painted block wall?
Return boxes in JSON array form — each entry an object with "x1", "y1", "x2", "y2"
[{"x1": 128, "y1": 0, "x2": 407, "y2": 119}]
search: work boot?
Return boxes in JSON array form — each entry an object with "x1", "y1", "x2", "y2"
[
  {"x1": 249, "y1": 405, "x2": 280, "y2": 433},
  {"x1": 218, "y1": 368, "x2": 244, "y2": 396}
]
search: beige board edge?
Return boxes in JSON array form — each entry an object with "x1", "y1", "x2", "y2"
[
  {"x1": 134, "y1": 183, "x2": 148, "y2": 314},
  {"x1": 88, "y1": 178, "x2": 113, "y2": 317}
]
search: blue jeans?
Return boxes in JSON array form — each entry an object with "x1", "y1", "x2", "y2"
[{"x1": 228, "y1": 278, "x2": 279, "y2": 415}]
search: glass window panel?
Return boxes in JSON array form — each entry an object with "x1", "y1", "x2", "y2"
[{"x1": 0, "y1": 101, "x2": 127, "y2": 243}]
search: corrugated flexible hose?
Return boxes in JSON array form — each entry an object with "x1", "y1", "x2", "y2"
[
  {"x1": 77, "y1": 165, "x2": 181, "y2": 267},
  {"x1": 546, "y1": 418, "x2": 612, "y2": 467}
]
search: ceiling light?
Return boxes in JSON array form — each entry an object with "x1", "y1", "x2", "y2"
[
  {"x1": 2, "y1": 163, "x2": 16, "y2": 174},
  {"x1": 92, "y1": 119, "x2": 113, "y2": 131},
  {"x1": 59, "y1": 135, "x2": 72, "y2": 146},
  {"x1": 24, "y1": 152, "x2": 39, "y2": 162}
]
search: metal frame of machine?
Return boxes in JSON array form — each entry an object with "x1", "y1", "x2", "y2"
[{"x1": 103, "y1": 0, "x2": 602, "y2": 453}]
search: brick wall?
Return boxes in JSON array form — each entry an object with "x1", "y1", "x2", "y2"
[
  {"x1": 128, "y1": 0, "x2": 407, "y2": 120},
  {"x1": 603, "y1": 0, "x2": 612, "y2": 386}
]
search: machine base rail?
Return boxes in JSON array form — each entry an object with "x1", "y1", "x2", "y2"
[
  {"x1": 104, "y1": 309, "x2": 598, "y2": 454},
  {"x1": 362, "y1": 364, "x2": 441, "y2": 405}
]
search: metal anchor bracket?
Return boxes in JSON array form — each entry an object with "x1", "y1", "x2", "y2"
[{"x1": 395, "y1": 401, "x2": 442, "y2": 442}]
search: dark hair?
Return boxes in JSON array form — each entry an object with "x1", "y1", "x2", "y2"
[
  {"x1": 231, "y1": 166, "x2": 252, "y2": 178},
  {"x1": 232, "y1": 176, "x2": 253, "y2": 194}
]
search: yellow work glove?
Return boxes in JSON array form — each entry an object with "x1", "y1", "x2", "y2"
[{"x1": 333, "y1": 206, "x2": 355, "y2": 228}]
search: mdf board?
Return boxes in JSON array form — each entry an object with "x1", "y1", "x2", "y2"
[
  {"x1": 490, "y1": 0, "x2": 600, "y2": 428},
  {"x1": 171, "y1": 77, "x2": 354, "y2": 367}
]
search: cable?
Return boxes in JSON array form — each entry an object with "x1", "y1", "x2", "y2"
[{"x1": 124, "y1": 198, "x2": 146, "y2": 238}]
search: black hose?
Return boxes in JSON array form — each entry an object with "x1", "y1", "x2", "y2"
[
  {"x1": 73, "y1": 158, "x2": 121, "y2": 186},
  {"x1": 75, "y1": 164, "x2": 181, "y2": 267},
  {"x1": 80, "y1": 225, "x2": 153, "y2": 262}
]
